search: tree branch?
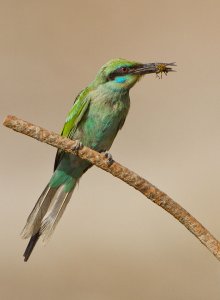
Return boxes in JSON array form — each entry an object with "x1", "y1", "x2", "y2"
[{"x1": 3, "y1": 115, "x2": 220, "y2": 261}]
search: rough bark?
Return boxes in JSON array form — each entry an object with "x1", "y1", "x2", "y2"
[{"x1": 3, "y1": 115, "x2": 220, "y2": 261}]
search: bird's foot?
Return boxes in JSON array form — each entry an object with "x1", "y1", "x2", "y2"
[
  {"x1": 102, "y1": 151, "x2": 114, "y2": 166},
  {"x1": 72, "y1": 140, "x2": 83, "y2": 154}
]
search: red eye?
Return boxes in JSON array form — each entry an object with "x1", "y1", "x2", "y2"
[{"x1": 121, "y1": 67, "x2": 128, "y2": 73}]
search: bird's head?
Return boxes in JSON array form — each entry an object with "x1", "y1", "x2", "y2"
[{"x1": 93, "y1": 58, "x2": 175, "y2": 92}]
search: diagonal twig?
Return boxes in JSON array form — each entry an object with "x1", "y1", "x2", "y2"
[{"x1": 3, "y1": 115, "x2": 220, "y2": 261}]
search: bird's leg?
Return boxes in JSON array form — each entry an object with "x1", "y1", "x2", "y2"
[
  {"x1": 71, "y1": 140, "x2": 83, "y2": 154},
  {"x1": 102, "y1": 151, "x2": 114, "y2": 166}
]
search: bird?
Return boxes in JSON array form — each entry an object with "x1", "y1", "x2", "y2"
[{"x1": 21, "y1": 58, "x2": 175, "y2": 261}]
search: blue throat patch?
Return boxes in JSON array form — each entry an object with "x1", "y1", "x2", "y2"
[{"x1": 115, "y1": 76, "x2": 126, "y2": 83}]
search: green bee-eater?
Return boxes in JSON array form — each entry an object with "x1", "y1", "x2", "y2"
[{"x1": 21, "y1": 58, "x2": 175, "y2": 261}]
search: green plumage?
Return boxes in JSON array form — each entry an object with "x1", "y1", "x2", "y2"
[{"x1": 21, "y1": 58, "x2": 175, "y2": 261}]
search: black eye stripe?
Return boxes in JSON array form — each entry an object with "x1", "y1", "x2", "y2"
[
  {"x1": 108, "y1": 65, "x2": 143, "y2": 81},
  {"x1": 108, "y1": 66, "x2": 131, "y2": 80}
]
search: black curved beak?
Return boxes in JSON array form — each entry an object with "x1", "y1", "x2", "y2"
[{"x1": 131, "y1": 62, "x2": 176, "y2": 75}]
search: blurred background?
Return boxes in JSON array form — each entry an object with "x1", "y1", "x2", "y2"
[{"x1": 1, "y1": 0, "x2": 220, "y2": 299}]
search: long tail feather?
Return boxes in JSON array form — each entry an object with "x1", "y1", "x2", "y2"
[
  {"x1": 40, "y1": 185, "x2": 74, "y2": 242},
  {"x1": 23, "y1": 232, "x2": 40, "y2": 262},
  {"x1": 21, "y1": 184, "x2": 57, "y2": 239},
  {"x1": 22, "y1": 179, "x2": 76, "y2": 261}
]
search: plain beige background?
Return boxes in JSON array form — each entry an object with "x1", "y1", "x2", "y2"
[{"x1": 1, "y1": 0, "x2": 220, "y2": 299}]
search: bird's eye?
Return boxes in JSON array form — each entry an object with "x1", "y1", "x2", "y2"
[
  {"x1": 120, "y1": 67, "x2": 128, "y2": 73},
  {"x1": 107, "y1": 66, "x2": 129, "y2": 81}
]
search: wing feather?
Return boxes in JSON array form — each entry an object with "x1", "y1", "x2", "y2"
[{"x1": 54, "y1": 88, "x2": 91, "y2": 170}]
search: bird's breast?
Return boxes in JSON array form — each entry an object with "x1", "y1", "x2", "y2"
[{"x1": 74, "y1": 94, "x2": 130, "y2": 151}]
